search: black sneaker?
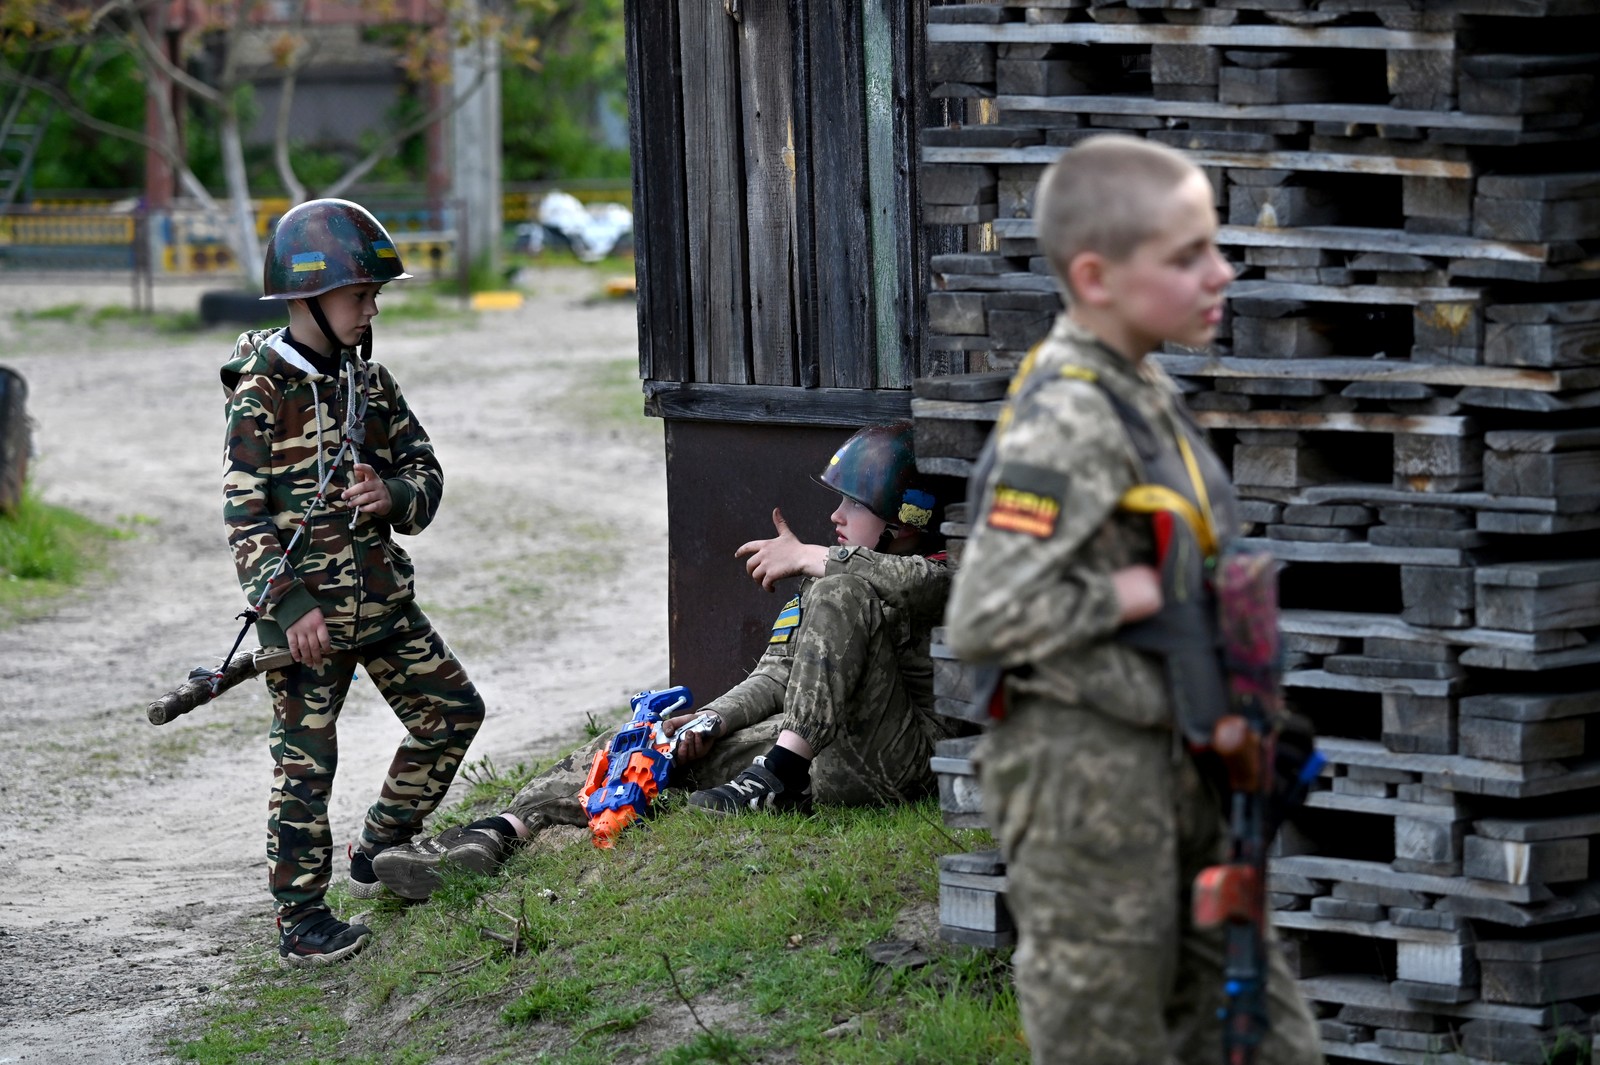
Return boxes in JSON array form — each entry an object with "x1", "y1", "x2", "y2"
[
  {"x1": 371, "y1": 826, "x2": 507, "y2": 901},
  {"x1": 278, "y1": 910, "x2": 371, "y2": 968},
  {"x1": 347, "y1": 843, "x2": 387, "y2": 900},
  {"x1": 688, "y1": 756, "x2": 814, "y2": 815}
]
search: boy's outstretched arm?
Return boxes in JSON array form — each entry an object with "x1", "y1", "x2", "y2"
[
  {"x1": 945, "y1": 381, "x2": 1137, "y2": 669},
  {"x1": 737, "y1": 508, "x2": 828, "y2": 590}
]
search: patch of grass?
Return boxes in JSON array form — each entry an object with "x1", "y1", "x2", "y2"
[
  {"x1": 0, "y1": 483, "x2": 129, "y2": 619},
  {"x1": 13, "y1": 302, "x2": 208, "y2": 334},
  {"x1": 564, "y1": 357, "x2": 650, "y2": 433},
  {"x1": 169, "y1": 762, "x2": 1020, "y2": 1065},
  {"x1": 379, "y1": 290, "x2": 473, "y2": 324}
]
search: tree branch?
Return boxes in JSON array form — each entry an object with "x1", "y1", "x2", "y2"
[
  {"x1": 128, "y1": 7, "x2": 225, "y2": 104},
  {"x1": 322, "y1": 53, "x2": 494, "y2": 199}
]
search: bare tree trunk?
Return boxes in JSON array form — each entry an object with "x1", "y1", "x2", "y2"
[
  {"x1": 220, "y1": 106, "x2": 263, "y2": 285},
  {"x1": 272, "y1": 67, "x2": 307, "y2": 204}
]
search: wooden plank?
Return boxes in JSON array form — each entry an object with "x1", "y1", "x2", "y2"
[
  {"x1": 642, "y1": 381, "x2": 912, "y2": 426},
  {"x1": 862, "y1": 0, "x2": 908, "y2": 389},
  {"x1": 1274, "y1": 912, "x2": 1465, "y2": 945},
  {"x1": 789, "y1": 0, "x2": 819, "y2": 389},
  {"x1": 1192, "y1": 410, "x2": 1473, "y2": 436},
  {"x1": 1228, "y1": 279, "x2": 1483, "y2": 305},
  {"x1": 809, "y1": 0, "x2": 873, "y2": 388},
  {"x1": 927, "y1": 23, "x2": 1454, "y2": 50},
  {"x1": 1475, "y1": 811, "x2": 1600, "y2": 843},
  {"x1": 1286, "y1": 669, "x2": 1459, "y2": 698},
  {"x1": 1296, "y1": 974, "x2": 1564, "y2": 1026},
  {"x1": 1271, "y1": 853, "x2": 1551, "y2": 904},
  {"x1": 995, "y1": 94, "x2": 1524, "y2": 132},
  {"x1": 624, "y1": 0, "x2": 691, "y2": 383},
  {"x1": 1299, "y1": 484, "x2": 1600, "y2": 514},
  {"x1": 1235, "y1": 537, "x2": 1467, "y2": 566},
  {"x1": 679, "y1": 0, "x2": 750, "y2": 383},
  {"x1": 1318, "y1": 737, "x2": 1572, "y2": 792},
  {"x1": 921, "y1": 146, "x2": 1474, "y2": 179},
  {"x1": 991, "y1": 218, "x2": 1555, "y2": 265},
  {"x1": 1280, "y1": 610, "x2": 1577, "y2": 652},
  {"x1": 1485, "y1": 426, "x2": 1600, "y2": 452},
  {"x1": 740, "y1": 0, "x2": 798, "y2": 386},
  {"x1": 1156, "y1": 353, "x2": 1593, "y2": 393}
]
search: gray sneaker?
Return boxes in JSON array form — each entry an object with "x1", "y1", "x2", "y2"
[{"x1": 371, "y1": 826, "x2": 507, "y2": 900}]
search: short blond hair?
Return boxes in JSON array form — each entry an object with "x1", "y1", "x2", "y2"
[{"x1": 1035, "y1": 135, "x2": 1204, "y2": 294}]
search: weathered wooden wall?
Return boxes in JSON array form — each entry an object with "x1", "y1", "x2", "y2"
[{"x1": 626, "y1": 0, "x2": 948, "y2": 408}]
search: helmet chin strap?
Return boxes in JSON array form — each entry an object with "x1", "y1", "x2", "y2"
[
  {"x1": 305, "y1": 294, "x2": 374, "y2": 358},
  {"x1": 306, "y1": 295, "x2": 341, "y2": 352}
]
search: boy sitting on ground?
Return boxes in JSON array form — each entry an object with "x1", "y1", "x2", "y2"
[{"x1": 371, "y1": 422, "x2": 960, "y2": 899}]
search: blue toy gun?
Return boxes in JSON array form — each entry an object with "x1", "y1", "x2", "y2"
[{"x1": 579, "y1": 687, "x2": 716, "y2": 848}]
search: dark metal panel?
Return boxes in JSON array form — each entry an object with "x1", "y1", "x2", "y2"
[{"x1": 664, "y1": 420, "x2": 855, "y2": 705}]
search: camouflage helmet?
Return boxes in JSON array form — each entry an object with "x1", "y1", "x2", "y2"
[
  {"x1": 814, "y1": 422, "x2": 937, "y2": 533},
  {"x1": 260, "y1": 198, "x2": 411, "y2": 300}
]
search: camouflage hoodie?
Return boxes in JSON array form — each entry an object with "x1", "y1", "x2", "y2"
[{"x1": 221, "y1": 328, "x2": 442, "y2": 648}]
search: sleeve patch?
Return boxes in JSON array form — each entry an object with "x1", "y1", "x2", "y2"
[
  {"x1": 986, "y1": 463, "x2": 1069, "y2": 539},
  {"x1": 769, "y1": 596, "x2": 802, "y2": 644}
]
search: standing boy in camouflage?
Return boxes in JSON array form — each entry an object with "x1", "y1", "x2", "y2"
[
  {"x1": 372, "y1": 423, "x2": 961, "y2": 900},
  {"x1": 223, "y1": 199, "x2": 485, "y2": 965},
  {"x1": 944, "y1": 137, "x2": 1323, "y2": 1063}
]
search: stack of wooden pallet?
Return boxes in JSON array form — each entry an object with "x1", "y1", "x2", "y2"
[{"x1": 917, "y1": 1, "x2": 1600, "y2": 1060}]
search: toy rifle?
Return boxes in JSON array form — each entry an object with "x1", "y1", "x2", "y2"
[
  {"x1": 580, "y1": 686, "x2": 718, "y2": 848},
  {"x1": 146, "y1": 647, "x2": 294, "y2": 725},
  {"x1": 1191, "y1": 547, "x2": 1324, "y2": 1065}
]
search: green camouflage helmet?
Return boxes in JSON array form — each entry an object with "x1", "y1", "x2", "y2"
[
  {"x1": 260, "y1": 198, "x2": 411, "y2": 300},
  {"x1": 814, "y1": 422, "x2": 937, "y2": 533}
]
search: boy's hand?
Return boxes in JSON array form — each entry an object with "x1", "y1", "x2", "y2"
[
  {"x1": 285, "y1": 608, "x2": 331, "y2": 669},
  {"x1": 343, "y1": 463, "x2": 392, "y2": 516},
  {"x1": 735, "y1": 508, "x2": 829, "y2": 591},
  {"x1": 662, "y1": 711, "x2": 722, "y2": 763},
  {"x1": 1112, "y1": 565, "x2": 1162, "y2": 624}
]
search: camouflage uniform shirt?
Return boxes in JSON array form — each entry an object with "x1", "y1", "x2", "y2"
[{"x1": 221, "y1": 328, "x2": 440, "y2": 648}]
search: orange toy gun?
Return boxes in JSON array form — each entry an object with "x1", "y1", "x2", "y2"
[
  {"x1": 580, "y1": 687, "x2": 717, "y2": 848},
  {"x1": 1191, "y1": 548, "x2": 1324, "y2": 1065}
]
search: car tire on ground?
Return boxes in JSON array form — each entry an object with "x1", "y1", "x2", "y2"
[{"x1": 199, "y1": 290, "x2": 287, "y2": 327}]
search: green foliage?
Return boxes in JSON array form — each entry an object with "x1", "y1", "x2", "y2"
[
  {"x1": 0, "y1": 482, "x2": 124, "y2": 589},
  {"x1": 24, "y1": 45, "x2": 144, "y2": 191},
  {"x1": 502, "y1": 0, "x2": 631, "y2": 182}
]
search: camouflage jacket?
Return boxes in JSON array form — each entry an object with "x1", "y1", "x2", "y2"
[
  {"x1": 708, "y1": 547, "x2": 952, "y2": 734},
  {"x1": 221, "y1": 329, "x2": 442, "y2": 648},
  {"x1": 945, "y1": 313, "x2": 1232, "y2": 731}
]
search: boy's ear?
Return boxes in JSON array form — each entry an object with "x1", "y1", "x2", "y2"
[{"x1": 1066, "y1": 250, "x2": 1111, "y2": 308}]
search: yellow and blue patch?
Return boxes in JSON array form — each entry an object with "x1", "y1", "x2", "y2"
[
  {"x1": 769, "y1": 596, "x2": 802, "y2": 644},
  {"x1": 291, "y1": 251, "x2": 327, "y2": 273},
  {"x1": 373, "y1": 240, "x2": 398, "y2": 260}
]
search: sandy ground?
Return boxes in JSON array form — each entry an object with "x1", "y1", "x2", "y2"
[{"x1": 0, "y1": 271, "x2": 666, "y2": 1062}]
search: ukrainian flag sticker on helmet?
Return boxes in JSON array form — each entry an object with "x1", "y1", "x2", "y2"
[
  {"x1": 291, "y1": 251, "x2": 327, "y2": 273},
  {"x1": 898, "y1": 487, "x2": 936, "y2": 531},
  {"x1": 829, "y1": 453, "x2": 841, "y2": 465},
  {"x1": 373, "y1": 240, "x2": 398, "y2": 260}
]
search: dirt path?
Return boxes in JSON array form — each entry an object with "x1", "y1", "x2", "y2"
[{"x1": 0, "y1": 272, "x2": 666, "y2": 1062}]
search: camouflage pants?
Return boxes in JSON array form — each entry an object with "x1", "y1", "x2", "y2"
[
  {"x1": 266, "y1": 624, "x2": 484, "y2": 920},
  {"x1": 505, "y1": 572, "x2": 945, "y2": 826},
  {"x1": 980, "y1": 702, "x2": 1324, "y2": 1065}
]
